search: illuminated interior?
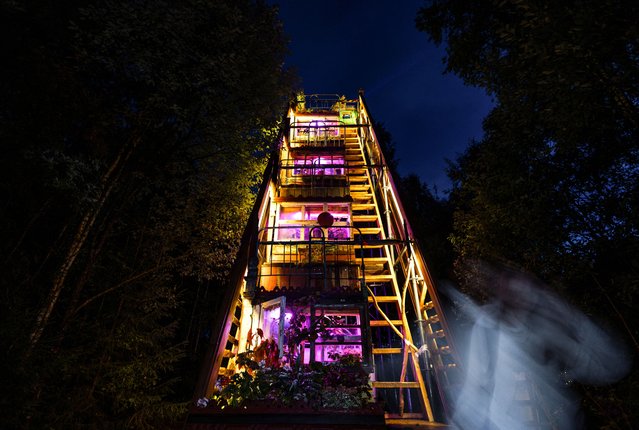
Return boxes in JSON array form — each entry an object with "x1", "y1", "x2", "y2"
[
  {"x1": 292, "y1": 155, "x2": 345, "y2": 176},
  {"x1": 276, "y1": 203, "x2": 350, "y2": 241},
  {"x1": 257, "y1": 301, "x2": 363, "y2": 365}
]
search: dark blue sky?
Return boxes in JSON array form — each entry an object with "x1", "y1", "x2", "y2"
[{"x1": 273, "y1": 0, "x2": 494, "y2": 194}]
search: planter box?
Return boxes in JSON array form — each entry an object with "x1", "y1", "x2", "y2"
[{"x1": 186, "y1": 401, "x2": 386, "y2": 429}]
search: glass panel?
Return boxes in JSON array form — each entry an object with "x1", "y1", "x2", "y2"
[
  {"x1": 304, "y1": 205, "x2": 324, "y2": 221},
  {"x1": 279, "y1": 206, "x2": 302, "y2": 221},
  {"x1": 277, "y1": 226, "x2": 300, "y2": 240},
  {"x1": 257, "y1": 296, "x2": 286, "y2": 357}
]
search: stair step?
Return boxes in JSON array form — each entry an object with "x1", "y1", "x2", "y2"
[
  {"x1": 350, "y1": 184, "x2": 370, "y2": 192},
  {"x1": 352, "y1": 214, "x2": 378, "y2": 222},
  {"x1": 438, "y1": 345, "x2": 451, "y2": 354},
  {"x1": 355, "y1": 227, "x2": 381, "y2": 235},
  {"x1": 352, "y1": 203, "x2": 376, "y2": 210},
  {"x1": 364, "y1": 262, "x2": 386, "y2": 271},
  {"x1": 372, "y1": 347, "x2": 402, "y2": 354},
  {"x1": 425, "y1": 315, "x2": 440, "y2": 324},
  {"x1": 369, "y1": 319, "x2": 403, "y2": 327},
  {"x1": 385, "y1": 418, "x2": 445, "y2": 428},
  {"x1": 372, "y1": 381, "x2": 420, "y2": 389},
  {"x1": 361, "y1": 243, "x2": 384, "y2": 249},
  {"x1": 351, "y1": 192, "x2": 373, "y2": 198},
  {"x1": 358, "y1": 257, "x2": 388, "y2": 263},
  {"x1": 365, "y1": 274, "x2": 394, "y2": 282},
  {"x1": 435, "y1": 363, "x2": 458, "y2": 371},
  {"x1": 428, "y1": 330, "x2": 446, "y2": 339},
  {"x1": 368, "y1": 296, "x2": 399, "y2": 302}
]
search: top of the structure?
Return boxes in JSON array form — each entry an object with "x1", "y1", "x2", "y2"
[{"x1": 292, "y1": 93, "x2": 358, "y2": 114}]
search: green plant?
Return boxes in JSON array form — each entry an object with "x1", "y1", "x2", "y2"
[
  {"x1": 321, "y1": 353, "x2": 372, "y2": 409},
  {"x1": 211, "y1": 353, "x2": 372, "y2": 410}
]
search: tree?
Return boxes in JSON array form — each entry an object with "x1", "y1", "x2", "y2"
[
  {"x1": 398, "y1": 174, "x2": 455, "y2": 281},
  {"x1": 0, "y1": 0, "x2": 293, "y2": 427},
  {"x1": 417, "y1": 0, "x2": 639, "y2": 426}
]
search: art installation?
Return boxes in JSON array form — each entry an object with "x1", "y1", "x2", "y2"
[{"x1": 187, "y1": 93, "x2": 458, "y2": 428}]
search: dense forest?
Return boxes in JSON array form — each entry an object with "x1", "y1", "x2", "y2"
[{"x1": 1, "y1": 0, "x2": 637, "y2": 428}]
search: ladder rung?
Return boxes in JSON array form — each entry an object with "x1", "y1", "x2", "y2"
[
  {"x1": 422, "y1": 301, "x2": 434, "y2": 310},
  {"x1": 372, "y1": 381, "x2": 421, "y2": 389},
  {"x1": 369, "y1": 319, "x2": 403, "y2": 326}
]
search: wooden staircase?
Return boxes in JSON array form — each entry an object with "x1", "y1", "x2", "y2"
[{"x1": 344, "y1": 126, "x2": 455, "y2": 426}]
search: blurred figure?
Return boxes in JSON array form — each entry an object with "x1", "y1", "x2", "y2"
[{"x1": 449, "y1": 268, "x2": 630, "y2": 430}]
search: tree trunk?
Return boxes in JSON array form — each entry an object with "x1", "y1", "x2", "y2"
[{"x1": 27, "y1": 138, "x2": 137, "y2": 354}]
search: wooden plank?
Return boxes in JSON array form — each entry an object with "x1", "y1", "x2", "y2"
[
  {"x1": 372, "y1": 347, "x2": 402, "y2": 354},
  {"x1": 352, "y1": 214, "x2": 378, "y2": 222},
  {"x1": 352, "y1": 203, "x2": 376, "y2": 210},
  {"x1": 384, "y1": 419, "x2": 447, "y2": 428},
  {"x1": 372, "y1": 381, "x2": 420, "y2": 388},
  {"x1": 437, "y1": 345, "x2": 451, "y2": 354},
  {"x1": 365, "y1": 274, "x2": 394, "y2": 281},
  {"x1": 427, "y1": 330, "x2": 445, "y2": 339},
  {"x1": 369, "y1": 319, "x2": 402, "y2": 326},
  {"x1": 358, "y1": 256, "x2": 387, "y2": 263},
  {"x1": 384, "y1": 413, "x2": 426, "y2": 419},
  {"x1": 355, "y1": 227, "x2": 381, "y2": 235},
  {"x1": 367, "y1": 296, "x2": 398, "y2": 302}
]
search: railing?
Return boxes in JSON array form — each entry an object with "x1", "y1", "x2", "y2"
[
  {"x1": 289, "y1": 121, "x2": 347, "y2": 149},
  {"x1": 278, "y1": 159, "x2": 350, "y2": 199},
  {"x1": 298, "y1": 94, "x2": 357, "y2": 112},
  {"x1": 255, "y1": 226, "x2": 367, "y2": 294}
]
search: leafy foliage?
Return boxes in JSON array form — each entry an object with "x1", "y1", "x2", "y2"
[
  {"x1": 417, "y1": 0, "x2": 639, "y2": 427},
  {"x1": 0, "y1": 0, "x2": 293, "y2": 427},
  {"x1": 211, "y1": 354, "x2": 372, "y2": 410}
]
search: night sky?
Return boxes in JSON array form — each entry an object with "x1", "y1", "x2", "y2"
[{"x1": 274, "y1": 0, "x2": 494, "y2": 194}]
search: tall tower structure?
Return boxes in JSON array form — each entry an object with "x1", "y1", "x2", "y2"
[{"x1": 191, "y1": 93, "x2": 459, "y2": 428}]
